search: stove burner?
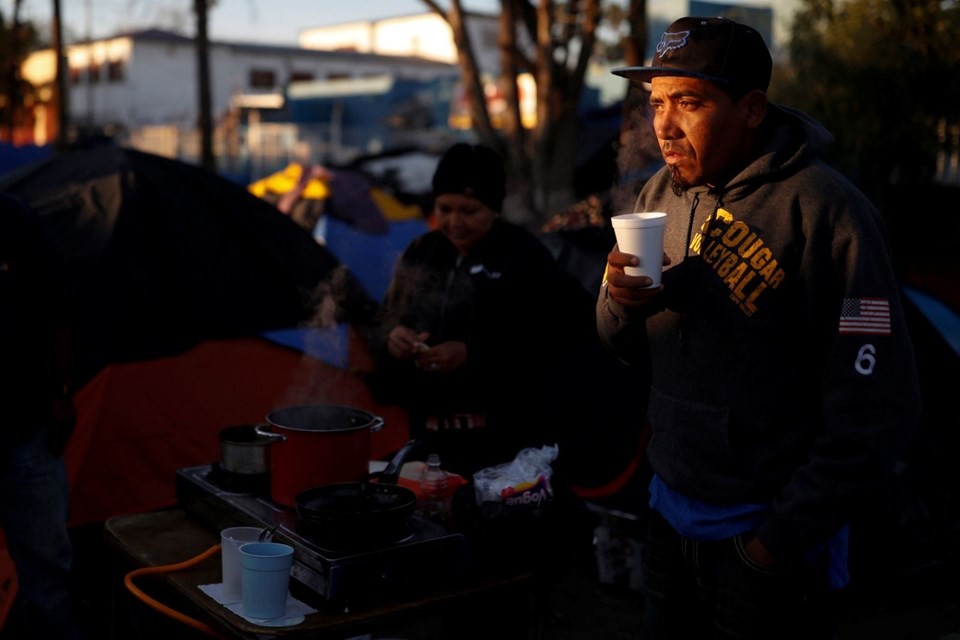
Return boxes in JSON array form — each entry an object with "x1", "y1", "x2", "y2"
[
  {"x1": 293, "y1": 517, "x2": 417, "y2": 552},
  {"x1": 176, "y1": 464, "x2": 472, "y2": 604},
  {"x1": 205, "y1": 462, "x2": 269, "y2": 495}
]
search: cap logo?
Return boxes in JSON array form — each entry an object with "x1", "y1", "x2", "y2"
[{"x1": 656, "y1": 30, "x2": 691, "y2": 60}]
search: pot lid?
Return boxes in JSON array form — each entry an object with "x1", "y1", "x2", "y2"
[{"x1": 265, "y1": 404, "x2": 381, "y2": 433}]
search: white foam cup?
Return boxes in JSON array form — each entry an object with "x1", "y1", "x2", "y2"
[
  {"x1": 611, "y1": 212, "x2": 668, "y2": 285},
  {"x1": 219, "y1": 526, "x2": 262, "y2": 602},
  {"x1": 239, "y1": 541, "x2": 295, "y2": 620}
]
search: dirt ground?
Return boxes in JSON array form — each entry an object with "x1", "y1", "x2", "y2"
[
  {"x1": 361, "y1": 559, "x2": 960, "y2": 640},
  {"x1": 363, "y1": 522, "x2": 960, "y2": 640}
]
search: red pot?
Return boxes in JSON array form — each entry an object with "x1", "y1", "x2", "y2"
[{"x1": 255, "y1": 404, "x2": 384, "y2": 507}]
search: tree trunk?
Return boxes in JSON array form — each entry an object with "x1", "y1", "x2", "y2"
[
  {"x1": 424, "y1": 0, "x2": 605, "y2": 228},
  {"x1": 51, "y1": 0, "x2": 68, "y2": 149},
  {"x1": 2, "y1": 0, "x2": 24, "y2": 141},
  {"x1": 623, "y1": 0, "x2": 647, "y2": 67},
  {"x1": 532, "y1": 107, "x2": 580, "y2": 221},
  {"x1": 498, "y1": 0, "x2": 533, "y2": 218},
  {"x1": 620, "y1": 0, "x2": 648, "y2": 135},
  {"x1": 444, "y1": 0, "x2": 499, "y2": 149},
  {"x1": 194, "y1": 0, "x2": 215, "y2": 171},
  {"x1": 530, "y1": 0, "x2": 601, "y2": 224}
]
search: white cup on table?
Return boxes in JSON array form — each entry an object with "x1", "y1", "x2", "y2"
[{"x1": 219, "y1": 526, "x2": 262, "y2": 602}]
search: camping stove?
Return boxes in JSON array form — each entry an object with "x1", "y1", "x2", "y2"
[{"x1": 175, "y1": 465, "x2": 471, "y2": 606}]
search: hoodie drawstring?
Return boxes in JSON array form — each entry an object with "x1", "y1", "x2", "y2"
[
  {"x1": 682, "y1": 192, "x2": 700, "y2": 279},
  {"x1": 679, "y1": 193, "x2": 700, "y2": 350},
  {"x1": 679, "y1": 191, "x2": 723, "y2": 351}
]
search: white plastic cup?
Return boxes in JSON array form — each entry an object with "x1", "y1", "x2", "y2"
[
  {"x1": 219, "y1": 526, "x2": 263, "y2": 603},
  {"x1": 611, "y1": 212, "x2": 668, "y2": 285},
  {"x1": 239, "y1": 541, "x2": 294, "y2": 620}
]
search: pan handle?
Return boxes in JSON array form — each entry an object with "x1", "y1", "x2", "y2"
[
  {"x1": 379, "y1": 439, "x2": 418, "y2": 485},
  {"x1": 253, "y1": 425, "x2": 287, "y2": 442}
]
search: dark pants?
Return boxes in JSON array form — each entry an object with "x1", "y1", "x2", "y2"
[
  {"x1": 0, "y1": 428, "x2": 80, "y2": 640},
  {"x1": 641, "y1": 510, "x2": 836, "y2": 640}
]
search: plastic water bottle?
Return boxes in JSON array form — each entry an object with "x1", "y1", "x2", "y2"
[{"x1": 418, "y1": 453, "x2": 450, "y2": 523}]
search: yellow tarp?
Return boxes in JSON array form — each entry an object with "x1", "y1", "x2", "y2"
[
  {"x1": 248, "y1": 162, "x2": 330, "y2": 200},
  {"x1": 248, "y1": 163, "x2": 422, "y2": 223}
]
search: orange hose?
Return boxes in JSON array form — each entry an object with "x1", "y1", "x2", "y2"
[
  {"x1": 123, "y1": 543, "x2": 226, "y2": 639},
  {"x1": 570, "y1": 423, "x2": 652, "y2": 499}
]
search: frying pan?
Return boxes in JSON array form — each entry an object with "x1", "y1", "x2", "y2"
[{"x1": 294, "y1": 439, "x2": 418, "y2": 535}]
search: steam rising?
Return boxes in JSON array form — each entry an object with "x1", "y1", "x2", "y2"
[
  {"x1": 612, "y1": 97, "x2": 661, "y2": 211},
  {"x1": 275, "y1": 266, "x2": 366, "y2": 408}
]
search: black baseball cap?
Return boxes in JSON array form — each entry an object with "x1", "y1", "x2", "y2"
[{"x1": 612, "y1": 16, "x2": 772, "y2": 94}]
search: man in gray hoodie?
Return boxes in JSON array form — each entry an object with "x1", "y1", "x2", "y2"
[{"x1": 597, "y1": 16, "x2": 921, "y2": 640}]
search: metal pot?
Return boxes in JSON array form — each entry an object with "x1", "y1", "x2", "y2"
[
  {"x1": 255, "y1": 404, "x2": 384, "y2": 507},
  {"x1": 218, "y1": 424, "x2": 271, "y2": 476}
]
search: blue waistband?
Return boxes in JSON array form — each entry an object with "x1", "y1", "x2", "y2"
[{"x1": 648, "y1": 474, "x2": 849, "y2": 589}]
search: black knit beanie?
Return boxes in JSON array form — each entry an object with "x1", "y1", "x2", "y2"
[{"x1": 432, "y1": 143, "x2": 506, "y2": 213}]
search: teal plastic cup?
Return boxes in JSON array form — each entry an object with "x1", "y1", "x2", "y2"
[{"x1": 238, "y1": 541, "x2": 294, "y2": 620}]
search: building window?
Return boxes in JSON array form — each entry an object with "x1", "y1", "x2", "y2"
[
  {"x1": 70, "y1": 67, "x2": 83, "y2": 85},
  {"x1": 87, "y1": 63, "x2": 101, "y2": 84},
  {"x1": 289, "y1": 71, "x2": 314, "y2": 83},
  {"x1": 249, "y1": 69, "x2": 276, "y2": 89},
  {"x1": 107, "y1": 60, "x2": 125, "y2": 82}
]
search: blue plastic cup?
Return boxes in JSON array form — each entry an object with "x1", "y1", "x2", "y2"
[{"x1": 238, "y1": 542, "x2": 294, "y2": 620}]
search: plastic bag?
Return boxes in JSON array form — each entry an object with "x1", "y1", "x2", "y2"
[{"x1": 472, "y1": 444, "x2": 559, "y2": 510}]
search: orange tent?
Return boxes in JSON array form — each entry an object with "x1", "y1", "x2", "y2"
[{"x1": 64, "y1": 328, "x2": 410, "y2": 527}]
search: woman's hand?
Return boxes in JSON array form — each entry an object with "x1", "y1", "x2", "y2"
[
  {"x1": 604, "y1": 250, "x2": 671, "y2": 308},
  {"x1": 387, "y1": 325, "x2": 430, "y2": 360},
  {"x1": 414, "y1": 341, "x2": 467, "y2": 374}
]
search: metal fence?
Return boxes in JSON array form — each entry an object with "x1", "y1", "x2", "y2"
[
  {"x1": 124, "y1": 121, "x2": 457, "y2": 183},
  {"x1": 121, "y1": 114, "x2": 960, "y2": 188}
]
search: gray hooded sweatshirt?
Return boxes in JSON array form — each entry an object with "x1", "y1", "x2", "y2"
[{"x1": 596, "y1": 104, "x2": 922, "y2": 562}]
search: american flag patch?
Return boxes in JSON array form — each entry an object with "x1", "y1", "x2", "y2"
[{"x1": 839, "y1": 297, "x2": 891, "y2": 335}]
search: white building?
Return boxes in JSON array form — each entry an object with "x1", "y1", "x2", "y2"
[
  {"x1": 298, "y1": 11, "x2": 502, "y2": 76},
  {"x1": 20, "y1": 28, "x2": 456, "y2": 147}
]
